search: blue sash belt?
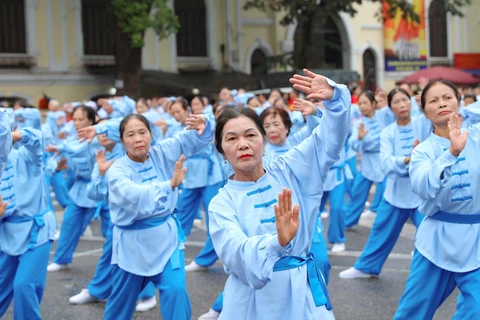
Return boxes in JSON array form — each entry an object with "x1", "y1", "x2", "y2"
[
  {"x1": 94, "y1": 200, "x2": 107, "y2": 220},
  {"x1": 191, "y1": 154, "x2": 215, "y2": 176},
  {"x1": 4, "y1": 209, "x2": 50, "y2": 250},
  {"x1": 273, "y1": 253, "x2": 332, "y2": 310},
  {"x1": 115, "y1": 214, "x2": 186, "y2": 269},
  {"x1": 430, "y1": 211, "x2": 480, "y2": 224},
  {"x1": 331, "y1": 162, "x2": 347, "y2": 181}
]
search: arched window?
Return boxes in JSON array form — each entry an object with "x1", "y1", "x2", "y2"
[
  {"x1": 429, "y1": 0, "x2": 447, "y2": 58},
  {"x1": 175, "y1": 0, "x2": 207, "y2": 57},
  {"x1": 250, "y1": 49, "x2": 267, "y2": 75},
  {"x1": 363, "y1": 49, "x2": 376, "y2": 91}
]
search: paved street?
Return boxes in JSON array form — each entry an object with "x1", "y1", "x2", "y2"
[{"x1": 4, "y1": 206, "x2": 459, "y2": 320}]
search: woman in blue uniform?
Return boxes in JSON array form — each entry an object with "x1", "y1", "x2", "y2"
[
  {"x1": 208, "y1": 69, "x2": 350, "y2": 319},
  {"x1": 394, "y1": 80, "x2": 480, "y2": 319},
  {"x1": 339, "y1": 87, "x2": 431, "y2": 279},
  {"x1": 0, "y1": 127, "x2": 56, "y2": 320}
]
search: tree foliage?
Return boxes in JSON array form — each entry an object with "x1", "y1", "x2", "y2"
[
  {"x1": 111, "y1": 0, "x2": 179, "y2": 48},
  {"x1": 244, "y1": 0, "x2": 471, "y2": 25}
]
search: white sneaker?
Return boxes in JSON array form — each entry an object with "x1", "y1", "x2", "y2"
[
  {"x1": 69, "y1": 289, "x2": 100, "y2": 304},
  {"x1": 54, "y1": 230, "x2": 61, "y2": 240},
  {"x1": 411, "y1": 250, "x2": 414, "y2": 257},
  {"x1": 198, "y1": 309, "x2": 221, "y2": 320},
  {"x1": 339, "y1": 267, "x2": 374, "y2": 279},
  {"x1": 320, "y1": 211, "x2": 330, "y2": 219},
  {"x1": 185, "y1": 261, "x2": 209, "y2": 272},
  {"x1": 136, "y1": 296, "x2": 157, "y2": 312},
  {"x1": 193, "y1": 219, "x2": 203, "y2": 228},
  {"x1": 47, "y1": 263, "x2": 70, "y2": 272},
  {"x1": 331, "y1": 243, "x2": 346, "y2": 253},
  {"x1": 361, "y1": 210, "x2": 376, "y2": 219},
  {"x1": 365, "y1": 201, "x2": 371, "y2": 207}
]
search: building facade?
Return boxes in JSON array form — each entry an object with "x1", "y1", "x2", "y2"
[{"x1": 0, "y1": 0, "x2": 478, "y2": 105}]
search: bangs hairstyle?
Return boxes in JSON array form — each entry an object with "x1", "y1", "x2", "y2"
[
  {"x1": 119, "y1": 114, "x2": 152, "y2": 141},
  {"x1": 387, "y1": 88, "x2": 411, "y2": 108},
  {"x1": 420, "y1": 79, "x2": 460, "y2": 109},
  {"x1": 260, "y1": 106, "x2": 293, "y2": 135},
  {"x1": 215, "y1": 106, "x2": 266, "y2": 155}
]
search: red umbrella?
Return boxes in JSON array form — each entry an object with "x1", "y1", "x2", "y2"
[{"x1": 396, "y1": 66, "x2": 480, "y2": 85}]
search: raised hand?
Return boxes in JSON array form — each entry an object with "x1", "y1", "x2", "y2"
[
  {"x1": 0, "y1": 195, "x2": 8, "y2": 217},
  {"x1": 448, "y1": 113, "x2": 468, "y2": 157},
  {"x1": 274, "y1": 188, "x2": 300, "y2": 247},
  {"x1": 185, "y1": 114, "x2": 207, "y2": 135},
  {"x1": 96, "y1": 150, "x2": 115, "y2": 176},
  {"x1": 358, "y1": 123, "x2": 369, "y2": 140},
  {"x1": 293, "y1": 99, "x2": 317, "y2": 116},
  {"x1": 56, "y1": 157, "x2": 68, "y2": 172},
  {"x1": 289, "y1": 69, "x2": 334, "y2": 101},
  {"x1": 77, "y1": 126, "x2": 97, "y2": 143},
  {"x1": 170, "y1": 154, "x2": 187, "y2": 189},
  {"x1": 58, "y1": 131, "x2": 67, "y2": 140}
]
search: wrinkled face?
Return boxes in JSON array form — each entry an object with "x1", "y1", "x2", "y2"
[
  {"x1": 358, "y1": 95, "x2": 375, "y2": 117},
  {"x1": 170, "y1": 102, "x2": 189, "y2": 124},
  {"x1": 122, "y1": 118, "x2": 151, "y2": 160},
  {"x1": 191, "y1": 97, "x2": 204, "y2": 115},
  {"x1": 423, "y1": 83, "x2": 459, "y2": 126},
  {"x1": 390, "y1": 92, "x2": 411, "y2": 121},
  {"x1": 263, "y1": 113, "x2": 288, "y2": 146},
  {"x1": 464, "y1": 97, "x2": 475, "y2": 107},
  {"x1": 136, "y1": 101, "x2": 149, "y2": 114},
  {"x1": 221, "y1": 116, "x2": 265, "y2": 173},
  {"x1": 73, "y1": 108, "x2": 92, "y2": 131}
]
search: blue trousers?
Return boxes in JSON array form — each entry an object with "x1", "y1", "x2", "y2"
[
  {"x1": 320, "y1": 182, "x2": 347, "y2": 244},
  {"x1": 345, "y1": 156, "x2": 357, "y2": 197},
  {"x1": 212, "y1": 292, "x2": 224, "y2": 312},
  {"x1": 177, "y1": 182, "x2": 223, "y2": 236},
  {"x1": 104, "y1": 251, "x2": 191, "y2": 320},
  {"x1": 50, "y1": 171, "x2": 72, "y2": 209},
  {"x1": 394, "y1": 251, "x2": 480, "y2": 319},
  {"x1": 345, "y1": 173, "x2": 385, "y2": 228},
  {"x1": 354, "y1": 198, "x2": 424, "y2": 275},
  {"x1": 369, "y1": 179, "x2": 386, "y2": 213},
  {"x1": 53, "y1": 203, "x2": 96, "y2": 264},
  {"x1": 0, "y1": 241, "x2": 52, "y2": 320},
  {"x1": 88, "y1": 221, "x2": 155, "y2": 300}
]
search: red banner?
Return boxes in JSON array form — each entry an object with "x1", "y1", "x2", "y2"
[{"x1": 454, "y1": 53, "x2": 480, "y2": 70}]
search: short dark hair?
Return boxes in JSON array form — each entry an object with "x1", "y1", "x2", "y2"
[
  {"x1": 13, "y1": 99, "x2": 28, "y2": 109},
  {"x1": 171, "y1": 98, "x2": 189, "y2": 111},
  {"x1": 387, "y1": 88, "x2": 411, "y2": 108},
  {"x1": 359, "y1": 90, "x2": 376, "y2": 104},
  {"x1": 119, "y1": 114, "x2": 152, "y2": 141},
  {"x1": 420, "y1": 79, "x2": 460, "y2": 109},
  {"x1": 215, "y1": 106, "x2": 265, "y2": 155},
  {"x1": 260, "y1": 106, "x2": 292, "y2": 135},
  {"x1": 73, "y1": 105, "x2": 96, "y2": 125},
  {"x1": 464, "y1": 93, "x2": 477, "y2": 102},
  {"x1": 190, "y1": 95, "x2": 205, "y2": 107}
]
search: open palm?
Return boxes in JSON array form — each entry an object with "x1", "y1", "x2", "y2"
[
  {"x1": 275, "y1": 188, "x2": 300, "y2": 247},
  {"x1": 289, "y1": 69, "x2": 334, "y2": 101},
  {"x1": 448, "y1": 113, "x2": 468, "y2": 156}
]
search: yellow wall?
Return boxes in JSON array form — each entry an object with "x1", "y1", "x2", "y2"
[
  {"x1": 35, "y1": 0, "x2": 50, "y2": 68},
  {"x1": 1, "y1": 84, "x2": 112, "y2": 106}
]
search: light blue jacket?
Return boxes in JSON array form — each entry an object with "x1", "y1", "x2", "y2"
[
  {"x1": 0, "y1": 110, "x2": 12, "y2": 175},
  {"x1": 0, "y1": 128, "x2": 56, "y2": 256},
  {"x1": 107, "y1": 115, "x2": 215, "y2": 276},
  {"x1": 410, "y1": 122, "x2": 480, "y2": 272},
  {"x1": 208, "y1": 80, "x2": 350, "y2": 320}
]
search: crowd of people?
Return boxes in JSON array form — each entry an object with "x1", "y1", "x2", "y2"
[{"x1": 0, "y1": 68, "x2": 480, "y2": 320}]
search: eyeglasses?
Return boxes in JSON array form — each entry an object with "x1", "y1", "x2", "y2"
[{"x1": 391, "y1": 98, "x2": 409, "y2": 106}]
